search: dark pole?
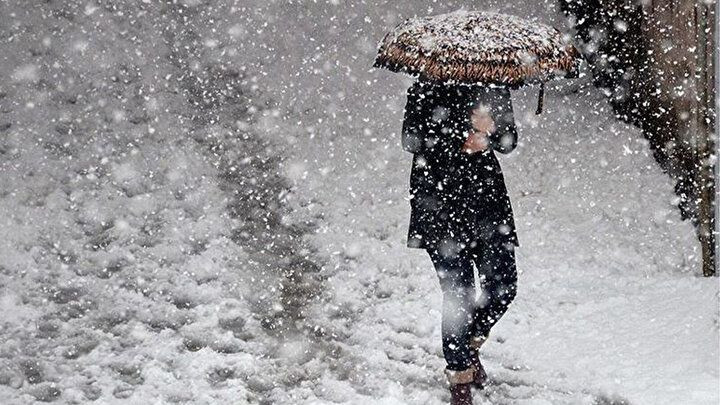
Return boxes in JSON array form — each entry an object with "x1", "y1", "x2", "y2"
[
  {"x1": 696, "y1": 1, "x2": 716, "y2": 277},
  {"x1": 713, "y1": 0, "x2": 719, "y2": 276}
]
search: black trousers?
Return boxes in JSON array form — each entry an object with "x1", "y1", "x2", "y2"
[{"x1": 427, "y1": 241, "x2": 517, "y2": 371}]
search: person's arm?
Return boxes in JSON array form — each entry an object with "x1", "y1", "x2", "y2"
[
  {"x1": 487, "y1": 87, "x2": 518, "y2": 154},
  {"x1": 401, "y1": 82, "x2": 432, "y2": 154}
]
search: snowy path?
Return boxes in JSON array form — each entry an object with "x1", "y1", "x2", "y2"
[
  {"x1": 280, "y1": 83, "x2": 719, "y2": 404},
  {"x1": 0, "y1": 2, "x2": 328, "y2": 403},
  {"x1": 233, "y1": 1, "x2": 719, "y2": 402},
  {"x1": 0, "y1": 1, "x2": 717, "y2": 404}
]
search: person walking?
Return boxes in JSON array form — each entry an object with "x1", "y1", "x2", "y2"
[{"x1": 401, "y1": 78, "x2": 519, "y2": 405}]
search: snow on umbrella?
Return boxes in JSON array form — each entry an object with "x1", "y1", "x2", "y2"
[{"x1": 374, "y1": 10, "x2": 581, "y2": 111}]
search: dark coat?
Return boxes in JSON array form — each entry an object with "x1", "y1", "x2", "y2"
[{"x1": 402, "y1": 80, "x2": 519, "y2": 253}]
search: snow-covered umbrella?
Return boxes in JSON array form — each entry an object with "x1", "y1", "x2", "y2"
[{"x1": 374, "y1": 10, "x2": 581, "y2": 112}]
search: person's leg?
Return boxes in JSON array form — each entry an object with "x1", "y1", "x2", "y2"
[
  {"x1": 471, "y1": 241, "x2": 517, "y2": 340},
  {"x1": 426, "y1": 247, "x2": 477, "y2": 373}
]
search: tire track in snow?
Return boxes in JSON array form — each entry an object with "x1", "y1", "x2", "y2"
[
  {"x1": 163, "y1": 5, "x2": 357, "y2": 402},
  {"x1": 165, "y1": 6, "x2": 325, "y2": 335}
]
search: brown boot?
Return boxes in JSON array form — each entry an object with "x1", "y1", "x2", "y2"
[
  {"x1": 469, "y1": 335, "x2": 487, "y2": 350},
  {"x1": 469, "y1": 336, "x2": 488, "y2": 389},
  {"x1": 445, "y1": 367, "x2": 475, "y2": 405},
  {"x1": 449, "y1": 383, "x2": 473, "y2": 405},
  {"x1": 468, "y1": 352, "x2": 487, "y2": 389}
]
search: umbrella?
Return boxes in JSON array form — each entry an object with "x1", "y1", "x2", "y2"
[{"x1": 374, "y1": 10, "x2": 581, "y2": 112}]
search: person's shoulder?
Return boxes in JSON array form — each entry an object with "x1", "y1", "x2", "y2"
[
  {"x1": 478, "y1": 85, "x2": 511, "y2": 104},
  {"x1": 408, "y1": 79, "x2": 442, "y2": 102},
  {"x1": 477, "y1": 84, "x2": 510, "y2": 94}
]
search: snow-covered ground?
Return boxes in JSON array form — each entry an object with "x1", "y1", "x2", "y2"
[
  {"x1": 283, "y1": 83, "x2": 719, "y2": 404},
  {"x1": 0, "y1": 1, "x2": 717, "y2": 404}
]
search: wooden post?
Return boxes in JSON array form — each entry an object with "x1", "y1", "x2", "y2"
[
  {"x1": 715, "y1": 0, "x2": 720, "y2": 276},
  {"x1": 695, "y1": 2, "x2": 717, "y2": 277}
]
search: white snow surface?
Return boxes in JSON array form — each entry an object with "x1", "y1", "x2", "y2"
[{"x1": 0, "y1": 1, "x2": 718, "y2": 405}]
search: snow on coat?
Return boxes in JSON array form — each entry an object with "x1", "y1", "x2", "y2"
[{"x1": 402, "y1": 80, "x2": 519, "y2": 253}]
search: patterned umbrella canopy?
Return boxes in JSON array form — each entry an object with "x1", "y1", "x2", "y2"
[{"x1": 374, "y1": 10, "x2": 580, "y2": 87}]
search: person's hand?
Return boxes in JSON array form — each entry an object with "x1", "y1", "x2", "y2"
[
  {"x1": 462, "y1": 107, "x2": 496, "y2": 154},
  {"x1": 471, "y1": 106, "x2": 496, "y2": 134},
  {"x1": 462, "y1": 130, "x2": 490, "y2": 154}
]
